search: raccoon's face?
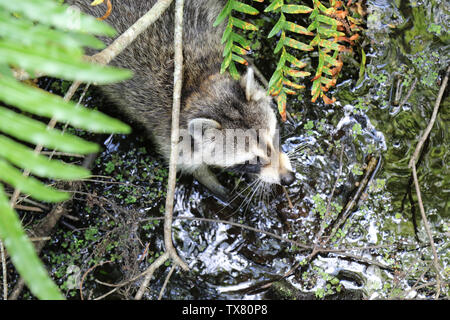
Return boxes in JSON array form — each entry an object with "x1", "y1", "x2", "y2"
[{"x1": 185, "y1": 68, "x2": 295, "y2": 186}]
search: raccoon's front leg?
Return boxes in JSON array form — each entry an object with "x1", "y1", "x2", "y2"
[{"x1": 193, "y1": 165, "x2": 229, "y2": 202}]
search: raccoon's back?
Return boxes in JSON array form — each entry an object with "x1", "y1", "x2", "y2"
[{"x1": 66, "y1": 0, "x2": 225, "y2": 133}]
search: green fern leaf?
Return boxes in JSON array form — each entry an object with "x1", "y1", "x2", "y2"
[
  {"x1": 281, "y1": 4, "x2": 313, "y2": 14},
  {"x1": 232, "y1": 1, "x2": 259, "y2": 15}
]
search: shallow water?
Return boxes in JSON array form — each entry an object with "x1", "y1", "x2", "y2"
[{"x1": 36, "y1": 0, "x2": 449, "y2": 300}]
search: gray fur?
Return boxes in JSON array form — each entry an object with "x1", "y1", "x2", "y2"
[{"x1": 66, "y1": 0, "x2": 295, "y2": 197}]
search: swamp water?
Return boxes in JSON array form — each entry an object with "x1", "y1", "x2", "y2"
[{"x1": 32, "y1": 0, "x2": 449, "y2": 299}]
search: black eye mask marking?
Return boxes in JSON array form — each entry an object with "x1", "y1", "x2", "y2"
[{"x1": 228, "y1": 157, "x2": 267, "y2": 174}]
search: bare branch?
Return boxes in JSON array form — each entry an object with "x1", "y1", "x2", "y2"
[
  {"x1": 134, "y1": 252, "x2": 170, "y2": 300},
  {"x1": 408, "y1": 65, "x2": 449, "y2": 299},
  {"x1": 158, "y1": 264, "x2": 176, "y2": 300},
  {"x1": 163, "y1": 0, "x2": 189, "y2": 271},
  {"x1": 90, "y1": 0, "x2": 173, "y2": 65}
]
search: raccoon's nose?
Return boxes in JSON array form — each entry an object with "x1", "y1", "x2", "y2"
[{"x1": 280, "y1": 171, "x2": 295, "y2": 186}]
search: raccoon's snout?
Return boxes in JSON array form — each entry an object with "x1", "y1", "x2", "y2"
[
  {"x1": 280, "y1": 171, "x2": 295, "y2": 186},
  {"x1": 259, "y1": 152, "x2": 295, "y2": 185}
]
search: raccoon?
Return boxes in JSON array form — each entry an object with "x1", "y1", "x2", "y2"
[{"x1": 67, "y1": 0, "x2": 295, "y2": 200}]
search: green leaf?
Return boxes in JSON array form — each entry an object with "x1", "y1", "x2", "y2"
[
  {"x1": 232, "y1": 1, "x2": 259, "y2": 15},
  {"x1": 0, "y1": 39, "x2": 132, "y2": 84},
  {"x1": 221, "y1": 23, "x2": 233, "y2": 44},
  {"x1": 281, "y1": 5, "x2": 313, "y2": 14},
  {"x1": 317, "y1": 14, "x2": 340, "y2": 27},
  {"x1": 268, "y1": 68, "x2": 283, "y2": 90},
  {"x1": 311, "y1": 78, "x2": 321, "y2": 102},
  {"x1": 285, "y1": 67, "x2": 310, "y2": 78},
  {"x1": 283, "y1": 79, "x2": 305, "y2": 90},
  {"x1": 310, "y1": 34, "x2": 320, "y2": 46},
  {"x1": 268, "y1": 14, "x2": 285, "y2": 38},
  {"x1": 232, "y1": 44, "x2": 248, "y2": 55},
  {"x1": 228, "y1": 61, "x2": 240, "y2": 80},
  {"x1": 0, "y1": 0, "x2": 116, "y2": 36},
  {"x1": 284, "y1": 21, "x2": 314, "y2": 36},
  {"x1": 0, "y1": 63, "x2": 13, "y2": 78},
  {"x1": 223, "y1": 36, "x2": 234, "y2": 57},
  {"x1": 264, "y1": 0, "x2": 283, "y2": 12},
  {"x1": 0, "y1": 11, "x2": 105, "y2": 51},
  {"x1": 0, "y1": 77, "x2": 131, "y2": 134},
  {"x1": 268, "y1": 76, "x2": 283, "y2": 96},
  {"x1": 284, "y1": 37, "x2": 314, "y2": 51},
  {"x1": 231, "y1": 54, "x2": 247, "y2": 65},
  {"x1": 230, "y1": 17, "x2": 258, "y2": 31},
  {"x1": 0, "y1": 159, "x2": 69, "y2": 202},
  {"x1": 323, "y1": 53, "x2": 342, "y2": 67},
  {"x1": 276, "y1": 50, "x2": 287, "y2": 70},
  {"x1": 277, "y1": 90, "x2": 287, "y2": 121},
  {"x1": 231, "y1": 32, "x2": 251, "y2": 50},
  {"x1": 307, "y1": 20, "x2": 318, "y2": 32},
  {"x1": 317, "y1": 26, "x2": 345, "y2": 38},
  {"x1": 285, "y1": 53, "x2": 307, "y2": 69},
  {"x1": 309, "y1": 8, "x2": 319, "y2": 20},
  {"x1": 274, "y1": 31, "x2": 286, "y2": 54},
  {"x1": 321, "y1": 76, "x2": 334, "y2": 86},
  {"x1": 0, "y1": 107, "x2": 99, "y2": 154},
  {"x1": 0, "y1": 135, "x2": 90, "y2": 180},
  {"x1": 315, "y1": 52, "x2": 325, "y2": 78},
  {"x1": 358, "y1": 47, "x2": 366, "y2": 84},
  {"x1": 220, "y1": 54, "x2": 232, "y2": 74},
  {"x1": 318, "y1": 39, "x2": 341, "y2": 51},
  {"x1": 213, "y1": 0, "x2": 232, "y2": 27},
  {"x1": 0, "y1": 185, "x2": 64, "y2": 299}
]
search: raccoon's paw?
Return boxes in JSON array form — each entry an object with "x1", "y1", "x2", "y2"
[{"x1": 193, "y1": 166, "x2": 231, "y2": 203}]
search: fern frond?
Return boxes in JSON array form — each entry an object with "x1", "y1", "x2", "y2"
[
  {"x1": 214, "y1": 0, "x2": 260, "y2": 80},
  {"x1": 308, "y1": 0, "x2": 353, "y2": 104},
  {"x1": 266, "y1": 0, "x2": 312, "y2": 121}
]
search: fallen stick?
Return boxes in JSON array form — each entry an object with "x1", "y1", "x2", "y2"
[{"x1": 408, "y1": 65, "x2": 449, "y2": 299}]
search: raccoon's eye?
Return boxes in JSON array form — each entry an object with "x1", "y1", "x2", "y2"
[
  {"x1": 256, "y1": 156, "x2": 270, "y2": 166},
  {"x1": 229, "y1": 158, "x2": 262, "y2": 174}
]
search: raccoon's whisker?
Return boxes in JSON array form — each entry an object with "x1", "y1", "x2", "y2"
[
  {"x1": 243, "y1": 179, "x2": 263, "y2": 213},
  {"x1": 263, "y1": 184, "x2": 271, "y2": 211},
  {"x1": 218, "y1": 178, "x2": 259, "y2": 216},
  {"x1": 237, "y1": 179, "x2": 260, "y2": 213},
  {"x1": 232, "y1": 178, "x2": 258, "y2": 201},
  {"x1": 229, "y1": 173, "x2": 246, "y2": 194},
  {"x1": 258, "y1": 181, "x2": 264, "y2": 206}
]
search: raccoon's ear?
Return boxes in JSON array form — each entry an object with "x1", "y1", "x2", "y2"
[
  {"x1": 240, "y1": 67, "x2": 255, "y2": 101},
  {"x1": 188, "y1": 118, "x2": 222, "y2": 139},
  {"x1": 240, "y1": 67, "x2": 265, "y2": 102}
]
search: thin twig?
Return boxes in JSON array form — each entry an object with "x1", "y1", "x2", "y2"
[
  {"x1": 399, "y1": 78, "x2": 418, "y2": 107},
  {"x1": 408, "y1": 65, "x2": 449, "y2": 299},
  {"x1": 93, "y1": 285, "x2": 118, "y2": 300},
  {"x1": 0, "y1": 240, "x2": 7, "y2": 300},
  {"x1": 90, "y1": 0, "x2": 174, "y2": 66},
  {"x1": 163, "y1": 0, "x2": 189, "y2": 271},
  {"x1": 409, "y1": 67, "x2": 449, "y2": 165},
  {"x1": 281, "y1": 186, "x2": 293, "y2": 209},
  {"x1": 134, "y1": 252, "x2": 170, "y2": 300},
  {"x1": 79, "y1": 260, "x2": 112, "y2": 300},
  {"x1": 12, "y1": 205, "x2": 43, "y2": 213},
  {"x1": 158, "y1": 264, "x2": 176, "y2": 300},
  {"x1": 28, "y1": 237, "x2": 51, "y2": 242}
]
